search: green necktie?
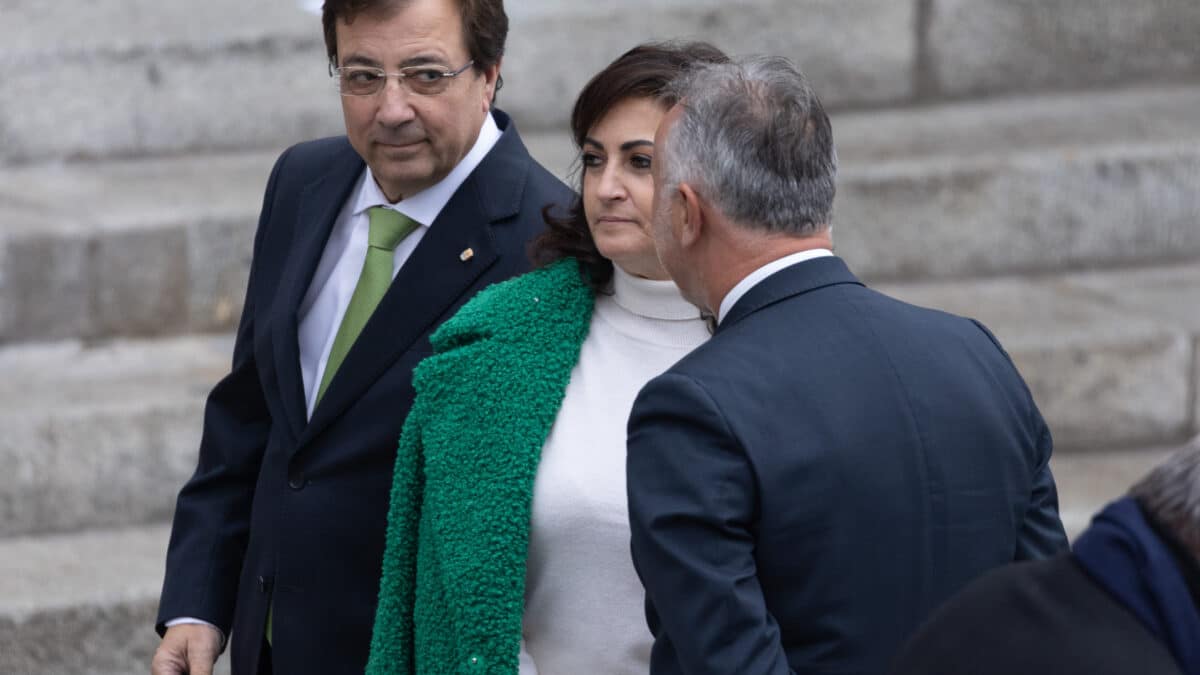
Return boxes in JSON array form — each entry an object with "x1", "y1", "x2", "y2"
[
  {"x1": 315, "y1": 206, "x2": 419, "y2": 406},
  {"x1": 266, "y1": 208, "x2": 416, "y2": 645}
]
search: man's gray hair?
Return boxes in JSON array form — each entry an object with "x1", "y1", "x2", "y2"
[
  {"x1": 660, "y1": 56, "x2": 837, "y2": 236},
  {"x1": 1130, "y1": 443, "x2": 1200, "y2": 559}
]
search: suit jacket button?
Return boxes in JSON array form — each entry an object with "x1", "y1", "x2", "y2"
[
  {"x1": 288, "y1": 472, "x2": 306, "y2": 490},
  {"x1": 257, "y1": 575, "x2": 271, "y2": 593}
]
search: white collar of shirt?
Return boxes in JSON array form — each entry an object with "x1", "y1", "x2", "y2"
[
  {"x1": 717, "y1": 249, "x2": 835, "y2": 325},
  {"x1": 351, "y1": 111, "x2": 502, "y2": 225},
  {"x1": 296, "y1": 112, "x2": 502, "y2": 419}
]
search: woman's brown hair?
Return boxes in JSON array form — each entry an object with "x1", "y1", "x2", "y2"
[{"x1": 530, "y1": 41, "x2": 730, "y2": 291}]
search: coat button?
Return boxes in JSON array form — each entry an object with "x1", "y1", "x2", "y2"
[
  {"x1": 288, "y1": 471, "x2": 306, "y2": 490},
  {"x1": 467, "y1": 655, "x2": 484, "y2": 671}
]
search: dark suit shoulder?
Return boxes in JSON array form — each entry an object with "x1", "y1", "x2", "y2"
[
  {"x1": 274, "y1": 135, "x2": 357, "y2": 174},
  {"x1": 460, "y1": 111, "x2": 572, "y2": 223},
  {"x1": 890, "y1": 555, "x2": 1183, "y2": 675},
  {"x1": 284, "y1": 135, "x2": 354, "y2": 159},
  {"x1": 254, "y1": 136, "x2": 364, "y2": 210}
]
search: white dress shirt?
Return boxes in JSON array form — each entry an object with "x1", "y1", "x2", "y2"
[
  {"x1": 717, "y1": 248, "x2": 834, "y2": 325},
  {"x1": 298, "y1": 113, "x2": 501, "y2": 417},
  {"x1": 166, "y1": 112, "x2": 502, "y2": 637}
]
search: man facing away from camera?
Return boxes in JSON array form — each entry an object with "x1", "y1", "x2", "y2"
[
  {"x1": 626, "y1": 56, "x2": 1069, "y2": 675},
  {"x1": 151, "y1": 0, "x2": 571, "y2": 673}
]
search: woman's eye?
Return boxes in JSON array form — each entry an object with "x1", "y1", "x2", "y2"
[
  {"x1": 630, "y1": 154, "x2": 653, "y2": 170},
  {"x1": 581, "y1": 152, "x2": 603, "y2": 168}
]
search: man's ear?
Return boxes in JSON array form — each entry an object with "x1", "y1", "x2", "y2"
[
  {"x1": 482, "y1": 59, "x2": 502, "y2": 111},
  {"x1": 676, "y1": 181, "x2": 705, "y2": 248}
]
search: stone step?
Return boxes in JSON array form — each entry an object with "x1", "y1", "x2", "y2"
[
  {"x1": 3, "y1": 0, "x2": 1198, "y2": 163},
  {"x1": 0, "y1": 152, "x2": 276, "y2": 344},
  {"x1": 0, "y1": 523, "x2": 231, "y2": 675},
  {"x1": 1051, "y1": 442, "x2": 1191, "y2": 540},
  {"x1": 0, "y1": 335, "x2": 230, "y2": 538},
  {"x1": 877, "y1": 258, "x2": 1200, "y2": 452},
  {"x1": 1, "y1": 438, "x2": 1185, "y2": 673},
  {"x1": 922, "y1": 0, "x2": 1200, "y2": 103},
  {"x1": 3, "y1": 83, "x2": 1198, "y2": 343},
  {"x1": 2, "y1": 259, "x2": 1197, "y2": 537}
]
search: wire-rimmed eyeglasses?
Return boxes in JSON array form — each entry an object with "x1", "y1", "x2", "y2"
[{"x1": 333, "y1": 60, "x2": 475, "y2": 97}]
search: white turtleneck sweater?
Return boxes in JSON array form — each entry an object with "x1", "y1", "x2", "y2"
[{"x1": 518, "y1": 266, "x2": 710, "y2": 675}]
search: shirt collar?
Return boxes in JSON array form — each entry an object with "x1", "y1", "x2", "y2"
[
  {"x1": 351, "y1": 111, "x2": 502, "y2": 227},
  {"x1": 717, "y1": 248, "x2": 835, "y2": 324}
]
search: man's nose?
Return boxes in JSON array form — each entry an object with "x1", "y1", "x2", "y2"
[{"x1": 375, "y1": 78, "x2": 417, "y2": 125}]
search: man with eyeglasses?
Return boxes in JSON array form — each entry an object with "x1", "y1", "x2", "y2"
[{"x1": 152, "y1": 1, "x2": 571, "y2": 673}]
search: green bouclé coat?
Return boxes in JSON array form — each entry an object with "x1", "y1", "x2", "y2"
[{"x1": 367, "y1": 259, "x2": 595, "y2": 675}]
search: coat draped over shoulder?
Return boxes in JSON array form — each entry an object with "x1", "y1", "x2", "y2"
[{"x1": 368, "y1": 258, "x2": 595, "y2": 675}]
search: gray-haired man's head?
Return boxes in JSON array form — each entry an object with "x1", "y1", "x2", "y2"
[
  {"x1": 1130, "y1": 443, "x2": 1200, "y2": 561},
  {"x1": 656, "y1": 56, "x2": 837, "y2": 236}
]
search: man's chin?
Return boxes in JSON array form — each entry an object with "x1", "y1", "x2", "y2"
[{"x1": 369, "y1": 160, "x2": 439, "y2": 201}]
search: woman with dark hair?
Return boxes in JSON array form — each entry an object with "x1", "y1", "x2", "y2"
[{"x1": 367, "y1": 41, "x2": 729, "y2": 675}]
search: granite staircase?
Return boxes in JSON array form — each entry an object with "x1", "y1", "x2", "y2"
[{"x1": 1, "y1": 1, "x2": 1198, "y2": 672}]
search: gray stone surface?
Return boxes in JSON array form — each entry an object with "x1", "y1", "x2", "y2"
[
  {"x1": 0, "y1": 336, "x2": 230, "y2": 537},
  {"x1": 504, "y1": 0, "x2": 915, "y2": 130},
  {"x1": 0, "y1": 153, "x2": 273, "y2": 342},
  {"x1": 0, "y1": 0, "x2": 319, "y2": 59},
  {"x1": 877, "y1": 267, "x2": 1197, "y2": 450},
  {"x1": 0, "y1": 49, "x2": 341, "y2": 164},
  {"x1": 837, "y1": 142, "x2": 1200, "y2": 281},
  {"x1": 832, "y1": 84, "x2": 1200, "y2": 163},
  {"x1": 8, "y1": 0, "x2": 1200, "y2": 163},
  {"x1": 1051, "y1": 445, "x2": 1179, "y2": 540},
  {"x1": 828, "y1": 85, "x2": 1200, "y2": 279},
  {"x1": 0, "y1": 0, "x2": 914, "y2": 163},
  {"x1": 0, "y1": 0, "x2": 336, "y2": 164},
  {"x1": 0, "y1": 232, "x2": 92, "y2": 342},
  {"x1": 0, "y1": 524, "x2": 232, "y2": 675},
  {"x1": 186, "y1": 216, "x2": 256, "y2": 332},
  {"x1": 1061, "y1": 262, "x2": 1200, "y2": 437},
  {"x1": 93, "y1": 228, "x2": 190, "y2": 336},
  {"x1": 1061, "y1": 261, "x2": 1200, "y2": 334},
  {"x1": 926, "y1": 0, "x2": 1200, "y2": 99}
]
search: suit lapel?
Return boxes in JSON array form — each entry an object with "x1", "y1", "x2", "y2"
[
  {"x1": 299, "y1": 118, "x2": 533, "y2": 448},
  {"x1": 716, "y1": 256, "x2": 864, "y2": 334},
  {"x1": 270, "y1": 143, "x2": 365, "y2": 441}
]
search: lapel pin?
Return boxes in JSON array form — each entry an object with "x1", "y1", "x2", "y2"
[{"x1": 459, "y1": 247, "x2": 474, "y2": 262}]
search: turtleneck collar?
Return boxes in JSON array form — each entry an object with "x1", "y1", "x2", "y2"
[{"x1": 610, "y1": 265, "x2": 701, "y2": 321}]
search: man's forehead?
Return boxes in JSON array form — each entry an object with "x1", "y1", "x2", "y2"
[{"x1": 335, "y1": 0, "x2": 462, "y2": 51}]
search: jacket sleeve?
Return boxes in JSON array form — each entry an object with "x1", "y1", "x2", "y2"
[
  {"x1": 155, "y1": 147, "x2": 291, "y2": 636},
  {"x1": 367, "y1": 401, "x2": 427, "y2": 675},
  {"x1": 627, "y1": 373, "x2": 795, "y2": 675},
  {"x1": 1015, "y1": 412, "x2": 1069, "y2": 558},
  {"x1": 968, "y1": 319, "x2": 1069, "y2": 558}
]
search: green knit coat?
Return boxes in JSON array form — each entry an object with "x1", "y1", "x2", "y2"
[{"x1": 366, "y1": 258, "x2": 595, "y2": 675}]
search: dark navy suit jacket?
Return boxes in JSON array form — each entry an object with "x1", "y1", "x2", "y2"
[
  {"x1": 156, "y1": 110, "x2": 571, "y2": 674},
  {"x1": 627, "y1": 256, "x2": 1068, "y2": 675}
]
